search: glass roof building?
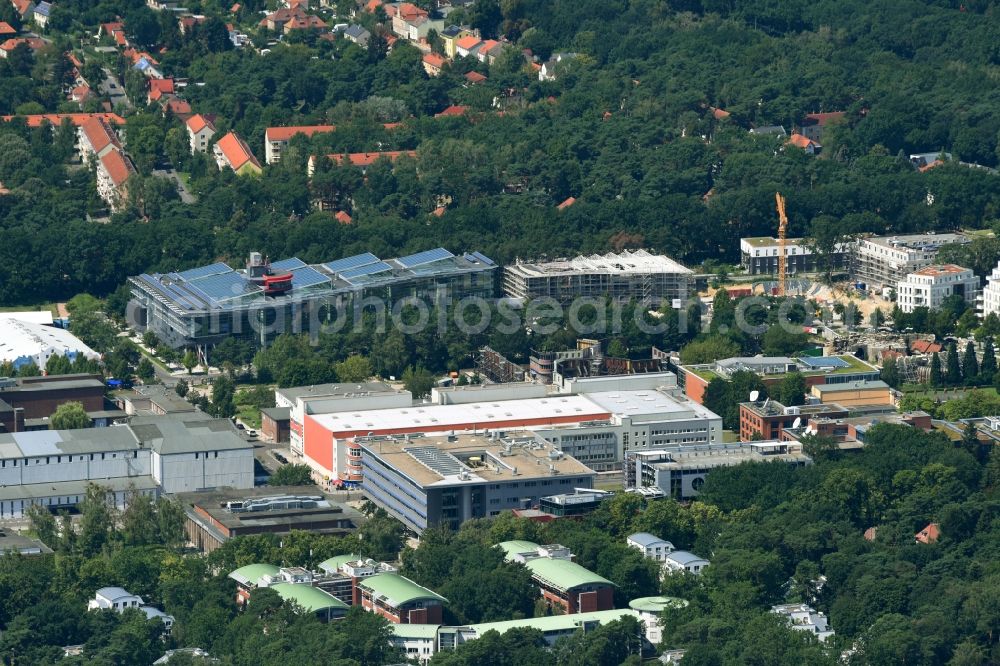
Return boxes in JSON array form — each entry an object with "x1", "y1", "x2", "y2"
[{"x1": 128, "y1": 248, "x2": 497, "y2": 353}]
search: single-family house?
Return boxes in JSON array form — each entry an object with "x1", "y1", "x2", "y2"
[
  {"x1": 539, "y1": 52, "x2": 576, "y2": 81},
  {"x1": 475, "y1": 39, "x2": 498, "y2": 63},
  {"x1": 626, "y1": 532, "x2": 675, "y2": 563},
  {"x1": 464, "y1": 70, "x2": 486, "y2": 85},
  {"x1": 440, "y1": 25, "x2": 473, "y2": 58},
  {"x1": 663, "y1": 550, "x2": 709, "y2": 575},
  {"x1": 787, "y1": 132, "x2": 821, "y2": 155},
  {"x1": 422, "y1": 52, "x2": 445, "y2": 76},
  {"x1": 343, "y1": 24, "x2": 370, "y2": 47},
  {"x1": 178, "y1": 15, "x2": 206, "y2": 34},
  {"x1": 283, "y1": 13, "x2": 326, "y2": 33},
  {"x1": 214, "y1": 131, "x2": 262, "y2": 175},
  {"x1": 32, "y1": 0, "x2": 50, "y2": 28},
  {"x1": 749, "y1": 124, "x2": 787, "y2": 137},
  {"x1": 88, "y1": 587, "x2": 174, "y2": 630},
  {"x1": 434, "y1": 104, "x2": 467, "y2": 118},
  {"x1": 10, "y1": 0, "x2": 34, "y2": 20},
  {"x1": 0, "y1": 36, "x2": 45, "y2": 57},
  {"x1": 454, "y1": 34, "x2": 481, "y2": 58},
  {"x1": 147, "y1": 77, "x2": 175, "y2": 104},
  {"x1": 389, "y1": 2, "x2": 427, "y2": 38},
  {"x1": 0, "y1": 21, "x2": 16, "y2": 36},
  {"x1": 915, "y1": 522, "x2": 940, "y2": 544},
  {"x1": 185, "y1": 113, "x2": 216, "y2": 153}
]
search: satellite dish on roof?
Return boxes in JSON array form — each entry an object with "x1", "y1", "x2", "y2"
[
  {"x1": 792, "y1": 417, "x2": 802, "y2": 429},
  {"x1": 749, "y1": 391, "x2": 760, "y2": 402}
]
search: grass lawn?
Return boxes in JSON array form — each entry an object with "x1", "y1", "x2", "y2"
[
  {"x1": 236, "y1": 404, "x2": 262, "y2": 429},
  {"x1": 902, "y1": 385, "x2": 997, "y2": 399},
  {"x1": 0, "y1": 303, "x2": 58, "y2": 314},
  {"x1": 722, "y1": 430, "x2": 741, "y2": 443}
]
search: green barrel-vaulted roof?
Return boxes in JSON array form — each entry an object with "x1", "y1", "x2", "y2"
[
  {"x1": 524, "y1": 558, "x2": 613, "y2": 593},
  {"x1": 229, "y1": 564, "x2": 280, "y2": 586},
  {"x1": 496, "y1": 540, "x2": 541, "y2": 560},
  {"x1": 318, "y1": 553, "x2": 363, "y2": 573},
  {"x1": 468, "y1": 609, "x2": 638, "y2": 636},
  {"x1": 270, "y1": 583, "x2": 349, "y2": 612},
  {"x1": 357, "y1": 573, "x2": 447, "y2": 607}
]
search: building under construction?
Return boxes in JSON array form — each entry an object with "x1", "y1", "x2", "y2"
[
  {"x1": 529, "y1": 339, "x2": 667, "y2": 385},
  {"x1": 503, "y1": 250, "x2": 692, "y2": 305},
  {"x1": 476, "y1": 346, "x2": 524, "y2": 383}
]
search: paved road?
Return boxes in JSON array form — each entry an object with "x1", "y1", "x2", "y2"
[
  {"x1": 152, "y1": 167, "x2": 195, "y2": 203},
  {"x1": 98, "y1": 67, "x2": 131, "y2": 109}
]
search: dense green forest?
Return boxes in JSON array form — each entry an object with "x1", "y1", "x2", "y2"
[
  {"x1": 4, "y1": 423, "x2": 998, "y2": 664},
  {"x1": 2, "y1": 0, "x2": 1000, "y2": 304}
]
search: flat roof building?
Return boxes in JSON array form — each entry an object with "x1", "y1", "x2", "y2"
[
  {"x1": 0, "y1": 374, "x2": 107, "y2": 432},
  {"x1": 739, "y1": 399, "x2": 849, "y2": 442},
  {"x1": 810, "y1": 380, "x2": 892, "y2": 407},
  {"x1": 0, "y1": 320, "x2": 100, "y2": 370},
  {"x1": 852, "y1": 233, "x2": 970, "y2": 289},
  {"x1": 181, "y1": 486, "x2": 364, "y2": 553},
  {"x1": 360, "y1": 433, "x2": 596, "y2": 533},
  {"x1": 503, "y1": 249, "x2": 692, "y2": 305},
  {"x1": 0, "y1": 415, "x2": 253, "y2": 518},
  {"x1": 129, "y1": 248, "x2": 497, "y2": 353},
  {"x1": 626, "y1": 441, "x2": 811, "y2": 499},
  {"x1": 740, "y1": 236, "x2": 849, "y2": 276},
  {"x1": 896, "y1": 264, "x2": 978, "y2": 313}
]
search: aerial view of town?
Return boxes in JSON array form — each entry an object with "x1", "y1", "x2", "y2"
[{"x1": 0, "y1": 0, "x2": 998, "y2": 663}]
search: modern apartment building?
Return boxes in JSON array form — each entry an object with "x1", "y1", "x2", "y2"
[
  {"x1": 896, "y1": 264, "x2": 978, "y2": 313},
  {"x1": 852, "y1": 233, "x2": 969, "y2": 289},
  {"x1": 503, "y1": 250, "x2": 692, "y2": 305},
  {"x1": 739, "y1": 236, "x2": 849, "y2": 275}
]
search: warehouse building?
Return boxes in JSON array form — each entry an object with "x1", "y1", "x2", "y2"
[
  {"x1": 503, "y1": 250, "x2": 692, "y2": 305},
  {"x1": 0, "y1": 415, "x2": 254, "y2": 518},
  {"x1": 360, "y1": 433, "x2": 596, "y2": 533},
  {"x1": 128, "y1": 248, "x2": 497, "y2": 355},
  {"x1": 0, "y1": 318, "x2": 100, "y2": 370}
]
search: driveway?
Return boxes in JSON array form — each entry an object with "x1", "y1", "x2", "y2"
[
  {"x1": 98, "y1": 68, "x2": 131, "y2": 109},
  {"x1": 152, "y1": 167, "x2": 195, "y2": 204}
]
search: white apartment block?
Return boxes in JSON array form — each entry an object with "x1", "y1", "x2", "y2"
[
  {"x1": 853, "y1": 233, "x2": 969, "y2": 289},
  {"x1": 981, "y1": 261, "x2": 1000, "y2": 318},
  {"x1": 626, "y1": 532, "x2": 675, "y2": 563},
  {"x1": 896, "y1": 264, "x2": 978, "y2": 313}
]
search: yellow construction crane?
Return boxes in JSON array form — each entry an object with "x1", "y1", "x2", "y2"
[{"x1": 775, "y1": 192, "x2": 788, "y2": 296}]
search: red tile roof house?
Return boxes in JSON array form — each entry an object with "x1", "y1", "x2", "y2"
[
  {"x1": 0, "y1": 21, "x2": 17, "y2": 36},
  {"x1": 185, "y1": 113, "x2": 216, "y2": 153},
  {"x1": 434, "y1": 105, "x2": 468, "y2": 118},
  {"x1": 147, "y1": 77, "x2": 175, "y2": 104},
  {"x1": 787, "y1": 132, "x2": 821, "y2": 155},
  {"x1": 264, "y1": 125, "x2": 335, "y2": 164},
  {"x1": 70, "y1": 84, "x2": 93, "y2": 104},
  {"x1": 422, "y1": 52, "x2": 446, "y2": 77},
  {"x1": 557, "y1": 196, "x2": 576, "y2": 210},
  {"x1": 464, "y1": 71, "x2": 486, "y2": 85},
  {"x1": 0, "y1": 36, "x2": 45, "y2": 57},
  {"x1": 2, "y1": 112, "x2": 125, "y2": 128},
  {"x1": 213, "y1": 131, "x2": 262, "y2": 175},
  {"x1": 915, "y1": 522, "x2": 940, "y2": 544},
  {"x1": 306, "y1": 150, "x2": 417, "y2": 177},
  {"x1": 96, "y1": 148, "x2": 136, "y2": 211},
  {"x1": 334, "y1": 210, "x2": 352, "y2": 224}
]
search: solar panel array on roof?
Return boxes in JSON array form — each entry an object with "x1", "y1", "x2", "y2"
[
  {"x1": 271, "y1": 257, "x2": 307, "y2": 271},
  {"x1": 396, "y1": 248, "x2": 453, "y2": 268},
  {"x1": 467, "y1": 251, "x2": 495, "y2": 266},
  {"x1": 290, "y1": 266, "x2": 331, "y2": 289},
  {"x1": 189, "y1": 271, "x2": 261, "y2": 304},
  {"x1": 799, "y1": 356, "x2": 850, "y2": 369},
  {"x1": 340, "y1": 261, "x2": 393, "y2": 281},
  {"x1": 324, "y1": 253, "x2": 381, "y2": 274},
  {"x1": 405, "y1": 446, "x2": 469, "y2": 477},
  {"x1": 177, "y1": 262, "x2": 231, "y2": 281}
]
